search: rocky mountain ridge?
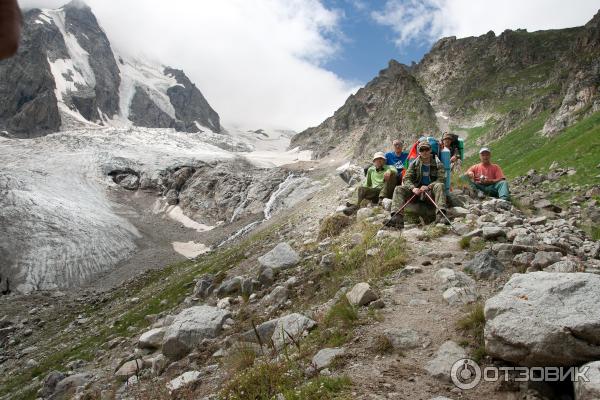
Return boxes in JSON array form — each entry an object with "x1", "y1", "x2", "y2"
[
  {"x1": 292, "y1": 10, "x2": 600, "y2": 160},
  {"x1": 0, "y1": 0, "x2": 220, "y2": 138}
]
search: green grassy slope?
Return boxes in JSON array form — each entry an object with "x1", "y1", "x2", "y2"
[{"x1": 463, "y1": 110, "x2": 600, "y2": 185}]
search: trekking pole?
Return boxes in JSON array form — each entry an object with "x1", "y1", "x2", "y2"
[
  {"x1": 382, "y1": 192, "x2": 417, "y2": 228},
  {"x1": 423, "y1": 191, "x2": 457, "y2": 233}
]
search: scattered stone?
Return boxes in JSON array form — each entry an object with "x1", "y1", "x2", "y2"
[
  {"x1": 258, "y1": 267, "x2": 274, "y2": 286},
  {"x1": 271, "y1": 313, "x2": 317, "y2": 350},
  {"x1": 485, "y1": 272, "x2": 600, "y2": 366},
  {"x1": 434, "y1": 268, "x2": 475, "y2": 290},
  {"x1": 530, "y1": 216, "x2": 548, "y2": 226},
  {"x1": 356, "y1": 207, "x2": 374, "y2": 221},
  {"x1": 52, "y1": 373, "x2": 92, "y2": 400},
  {"x1": 448, "y1": 207, "x2": 469, "y2": 218},
  {"x1": 217, "y1": 276, "x2": 242, "y2": 296},
  {"x1": 167, "y1": 371, "x2": 202, "y2": 392},
  {"x1": 312, "y1": 347, "x2": 345, "y2": 370},
  {"x1": 162, "y1": 306, "x2": 231, "y2": 360},
  {"x1": 165, "y1": 189, "x2": 179, "y2": 205},
  {"x1": 257, "y1": 243, "x2": 300, "y2": 271},
  {"x1": 530, "y1": 251, "x2": 562, "y2": 270},
  {"x1": 382, "y1": 198, "x2": 392, "y2": 211},
  {"x1": 482, "y1": 226, "x2": 507, "y2": 240},
  {"x1": 513, "y1": 234, "x2": 537, "y2": 247},
  {"x1": 193, "y1": 274, "x2": 214, "y2": 298},
  {"x1": 346, "y1": 282, "x2": 378, "y2": 306},
  {"x1": 368, "y1": 299, "x2": 385, "y2": 309},
  {"x1": 463, "y1": 229, "x2": 483, "y2": 239},
  {"x1": 399, "y1": 266, "x2": 423, "y2": 276},
  {"x1": 384, "y1": 328, "x2": 423, "y2": 350},
  {"x1": 350, "y1": 233, "x2": 364, "y2": 245},
  {"x1": 544, "y1": 259, "x2": 580, "y2": 273},
  {"x1": 151, "y1": 354, "x2": 168, "y2": 376},
  {"x1": 40, "y1": 371, "x2": 66, "y2": 398},
  {"x1": 115, "y1": 359, "x2": 144, "y2": 379},
  {"x1": 575, "y1": 361, "x2": 600, "y2": 400},
  {"x1": 464, "y1": 250, "x2": 505, "y2": 279},
  {"x1": 424, "y1": 341, "x2": 467, "y2": 382},
  {"x1": 264, "y1": 285, "x2": 289, "y2": 307},
  {"x1": 319, "y1": 253, "x2": 335, "y2": 270},
  {"x1": 513, "y1": 252, "x2": 535, "y2": 267},
  {"x1": 443, "y1": 287, "x2": 477, "y2": 305},
  {"x1": 138, "y1": 327, "x2": 166, "y2": 349}
]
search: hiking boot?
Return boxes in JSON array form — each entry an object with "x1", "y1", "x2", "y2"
[
  {"x1": 343, "y1": 204, "x2": 359, "y2": 216},
  {"x1": 384, "y1": 213, "x2": 404, "y2": 229},
  {"x1": 436, "y1": 210, "x2": 450, "y2": 225}
]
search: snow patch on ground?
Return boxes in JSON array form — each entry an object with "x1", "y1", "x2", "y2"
[
  {"x1": 165, "y1": 206, "x2": 214, "y2": 232},
  {"x1": 172, "y1": 241, "x2": 210, "y2": 258}
]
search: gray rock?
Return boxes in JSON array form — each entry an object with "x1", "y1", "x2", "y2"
[
  {"x1": 485, "y1": 272, "x2": 600, "y2": 366},
  {"x1": 530, "y1": 216, "x2": 548, "y2": 226},
  {"x1": 151, "y1": 354, "x2": 168, "y2": 376},
  {"x1": 513, "y1": 252, "x2": 535, "y2": 267},
  {"x1": 115, "y1": 359, "x2": 144, "y2": 379},
  {"x1": 464, "y1": 250, "x2": 505, "y2": 279},
  {"x1": 257, "y1": 243, "x2": 300, "y2": 271},
  {"x1": 424, "y1": 341, "x2": 467, "y2": 382},
  {"x1": 162, "y1": 306, "x2": 231, "y2": 360},
  {"x1": 193, "y1": 274, "x2": 214, "y2": 298},
  {"x1": 320, "y1": 253, "x2": 335, "y2": 270},
  {"x1": 356, "y1": 207, "x2": 374, "y2": 221},
  {"x1": 544, "y1": 259, "x2": 580, "y2": 273},
  {"x1": 271, "y1": 313, "x2": 317, "y2": 350},
  {"x1": 167, "y1": 370, "x2": 202, "y2": 393},
  {"x1": 258, "y1": 267, "x2": 274, "y2": 286},
  {"x1": 165, "y1": 189, "x2": 179, "y2": 205},
  {"x1": 346, "y1": 282, "x2": 378, "y2": 306},
  {"x1": 463, "y1": 229, "x2": 483, "y2": 239},
  {"x1": 217, "y1": 276, "x2": 243, "y2": 296},
  {"x1": 443, "y1": 287, "x2": 478, "y2": 305},
  {"x1": 264, "y1": 285, "x2": 289, "y2": 307},
  {"x1": 482, "y1": 226, "x2": 507, "y2": 240},
  {"x1": 53, "y1": 373, "x2": 93, "y2": 399},
  {"x1": 312, "y1": 347, "x2": 345, "y2": 370},
  {"x1": 117, "y1": 174, "x2": 140, "y2": 190},
  {"x1": 530, "y1": 251, "x2": 562, "y2": 270},
  {"x1": 575, "y1": 361, "x2": 600, "y2": 400},
  {"x1": 434, "y1": 268, "x2": 475, "y2": 290},
  {"x1": 40, "y1": 370, "x2": 66, "y2": 398},
  {"x1": 384, "y1": 328, "x2": 423, "y2": 350},
  {"x1": 241, "y1": 277, "x2": 256, "y2": 297},
  {"x1": 138, "y1": 327, "x2": 166, "y2": 349},
  {"x1": 513, "y1": 234, "x2": 537, "y2": 247}
]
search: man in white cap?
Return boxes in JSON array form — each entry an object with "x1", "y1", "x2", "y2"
[
  {"x1": 387, "y1": 140, "x2": 448, "y2": 228},
  {"x1": 344, "y1": 152, "x2": 397, "y2": 215},
  {"x1": 464, "y1": 147, "x2": 510, "y2": 201}
]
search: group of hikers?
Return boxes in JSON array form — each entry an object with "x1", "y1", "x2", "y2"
[{"x1": 344, "y1": 133, "x2": 511, "y2": 229}]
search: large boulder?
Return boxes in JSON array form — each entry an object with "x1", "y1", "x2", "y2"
[
  {"x1": 257, "y1": 243, "x2": 300, "y2": 271},
  {"x1": 312, "y1": 347, "x2": 346, "y2": 370},
  {"x1": 138, "y1": 327, "x2": 166, "y2": 349},
  {"x1": 240, "y1": 313, "x2": 316, "y2": 350},
  {"x1": 485, "y1": 272, "x2": 600, "y2": 366},
  {"x1": 162, "y1": 306, "x2": 231, "y2": 360},
  {"x1": 575, "y1": 361, "x2": 600, "y2": 400},
  {"x1": 464, "y1": 250, "x2": 505, "y2": 279}
]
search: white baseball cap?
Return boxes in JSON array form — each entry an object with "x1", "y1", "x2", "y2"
[
  {"x1": 479, "y1": 147, "x2": 491, "y2": 154},
  {"x1": 372, "y1": 152, "x2": 386, "y2": 161}
]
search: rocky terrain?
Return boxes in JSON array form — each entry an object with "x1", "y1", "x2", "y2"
[
  {"x1": 0, "y1": 1, "x2": 220, "y2": 137},
  {"x1": 292, "y1": 10, "x2": 600, "y2": 161},
  {"x1": 1, "y1": 156, "x2": 599, "y2": 399}
]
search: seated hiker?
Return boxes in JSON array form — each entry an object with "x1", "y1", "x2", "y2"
[
  {"x1": 385, "y1": 139, "x2": 408, "y2": 185},
  {"x1": 386, "y1": 140, "x2": 448, "y2": 228},
  {"x1": 345, "y1": 152, "x2": 397, "y2": 215},
  {"x1": 464, "y1": 147, "x2": 511, "y2": 201}
]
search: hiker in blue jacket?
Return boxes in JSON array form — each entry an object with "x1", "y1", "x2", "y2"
[{"x1": 384, "y1": 139, "x2": 408, "y2": 185}]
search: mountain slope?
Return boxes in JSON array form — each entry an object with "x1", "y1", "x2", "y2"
[
  {"x1": 291, "y1": 60, "x2": 438, "y2": 160},
  {"x1": 293, "y1": 10, "x2": 600, "y2": 161},
  {"x1": 0, "y1": 0, "x2": 220, "y2": 137}
]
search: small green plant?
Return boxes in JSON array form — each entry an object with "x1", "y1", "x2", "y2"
[
  {"x1": 370, "y1": 334, "x2": 394, "y2": 355},
  {"x1": 457, "y1": 303, "x2": 487, "y2": 362},
  {"x1": 318, "y1": 214, "x2": 352, "y2": 240},
  {"x1": 459, "y1": 236, "x2": 471, "y2": 249},
  {"x1": 324, "y1": 297, "x2": 358, "y2": 329},
  {"x1": 421, "y1": 225, "x2": 448, "y2": 241},
  {"x1": 222, "y1": 343, "x2": 258, "y2": 373}
]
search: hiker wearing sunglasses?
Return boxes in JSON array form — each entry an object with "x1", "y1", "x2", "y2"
[{"x1": 386, "y1": 140, "x2": 448, "y2": 228}]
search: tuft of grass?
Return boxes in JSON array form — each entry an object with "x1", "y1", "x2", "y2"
[
  {"x1": 318, "y1": 214, "x2": 352, "y2": 240},
  {"x1": 370, "y1": 334, "x2": 394, "y2": 355},
  {"x1": 324, "y1": 297, "x2": 358, "y2": 329},
  {"x1": 457, "y1": 303, "x2": 487, "y2": 362},
  {"x1": 459, "y1": 236, "x2": 471, "y2": 249},
  {"x1": 420, "y1": 225, "x2": 448, "y2": 241},
  {"x1": 222, "y1": 343, "x2": 258, "y2": 374},
  {"x1": 281, "y1": 375, "x2": 353, "y2": 400}
]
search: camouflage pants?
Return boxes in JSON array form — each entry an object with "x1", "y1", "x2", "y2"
[
  {"x1": 357, "y1": 170, "x2": 397, "y2": 203},
  {"x1": 391, "y1": 182, "x2": 447, "y2": 212}
]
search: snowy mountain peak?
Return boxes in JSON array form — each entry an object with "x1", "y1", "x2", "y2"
[{"x1": 0, "y1": 1, "x2": 220, "y2": 137}]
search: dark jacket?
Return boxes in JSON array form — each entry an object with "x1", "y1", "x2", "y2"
[{"x1": 402, "y1": 155, "x2": 444, "y2": 191}]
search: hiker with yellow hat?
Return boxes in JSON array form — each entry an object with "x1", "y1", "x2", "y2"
[{"x1": 344, "y1": 152, "x2": 397, "y2": 215}]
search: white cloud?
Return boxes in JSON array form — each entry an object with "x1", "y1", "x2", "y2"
[
  {"x1": 372, "y1": 0, "x2": 599, "y2": 47},
  {"x1": 21, "y1": 0, "x2": 358, "y2": 131}
]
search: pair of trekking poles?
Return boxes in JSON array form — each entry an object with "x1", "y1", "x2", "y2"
[{"x1": 383, "y1": 189, "x2": 457, "y2": 233}]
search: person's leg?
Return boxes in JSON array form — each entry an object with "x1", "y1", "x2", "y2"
[
  {"x1": 494, "y1": 180, "x2": 511, "y2": 201},
  {"x1": 381, "y1": 170, "x2": 398, "y2": 200},
  {"x1": 360, "y1": 186, "x2": 381, "y2": 203},
  {"x1": 391, "y1": 186, "x2": 413, "y2": 212},
  {"x1": 430, "y1": 182, "x2": 448, "y2": 209}
]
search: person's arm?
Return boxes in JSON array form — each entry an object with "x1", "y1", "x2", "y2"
[
  {"x1": 465, "y1": 165, "x2": 476, "y2": 181},
  {"x1": 365, "y1": 166, "x2": 372, "y2": 187},
  {"x1": 402, "y1": 162, "x2": 416, "y2": 191},
  {"x1": 0, "y1": 0, "x2": 21, "y2": 60}
]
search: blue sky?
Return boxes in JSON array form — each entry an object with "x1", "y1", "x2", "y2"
[{"x1": 321, "y1": 0, "x2": 433, "y2": 83}]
